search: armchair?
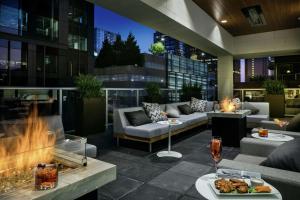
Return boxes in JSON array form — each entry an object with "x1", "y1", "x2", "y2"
[{"x1": 218, "y1": 138, "x2": 300, "y2": 200}]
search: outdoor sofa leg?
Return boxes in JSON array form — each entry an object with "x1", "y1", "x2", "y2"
[
  {"x1": 116, "y1": 136, "x2": 120, "y2": 147},
  {"x1": 149, "y1": 143, "x2": 152, "y2": 152}
]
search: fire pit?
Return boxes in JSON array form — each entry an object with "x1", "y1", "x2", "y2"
[{"x1": 0, "y1": 107, "x2": 87, "y2": 196}]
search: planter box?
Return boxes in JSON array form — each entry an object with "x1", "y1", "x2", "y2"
[
  {"x1": 76, "y1": 97, "x2": 106, "y2": 136},
  {"x1": 265, "y1": 94, "x2": 285, "y2": 118}
]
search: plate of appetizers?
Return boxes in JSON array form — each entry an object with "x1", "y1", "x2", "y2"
[{"x1": 209, "y1": 178, "x2": 280, "y2": 196}]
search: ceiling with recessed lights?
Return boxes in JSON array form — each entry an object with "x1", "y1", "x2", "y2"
[{"x1": 192, "y1": 0, "x2": 300, "y2": 36}]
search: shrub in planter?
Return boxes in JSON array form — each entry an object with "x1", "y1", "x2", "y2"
[
  {"x1": 75, "y1": 74, "x2": 105, "y2": 136},
  {"x1": 145, "y1": 82, "x2": 162, "y2": 103},
  {"x1": 180, "y1": 83, "x2": 202, "y2": 102},
  {"x1": 263, "y1": 80, "x2": 285, "y2": 118}
]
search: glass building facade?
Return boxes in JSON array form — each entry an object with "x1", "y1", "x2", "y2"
[
  {"x1": 94, "y1": 28, "x2": 118, "y2": 56},
  {"x1": 167, "y1": 54, "x2": 208, "y2": 100},
  {"x1": 0, "y1": 0, "x2": 94, "y2": 87}
]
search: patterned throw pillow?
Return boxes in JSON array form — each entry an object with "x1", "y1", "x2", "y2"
[
  {"x1": 232, "y1": 98, "x2": 241, "y2": 109},
  {"x1": 190, "y1": 97, "x2": 207, "y2": 112},
  {"x1": 142, "y1": 102, "x2": 167, "y2": 122}
]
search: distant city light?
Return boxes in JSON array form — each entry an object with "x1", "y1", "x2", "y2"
[
  {"x1": 286, "y1": 70, "x2": 291, "y2": 74},
  {"x1": 240, "y1": 59, "x2": 245, "y2": 83}
]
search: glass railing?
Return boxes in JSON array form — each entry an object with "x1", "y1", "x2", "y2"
[
  {"x1": 234, "y1": 88, "x2": 300, "y2": 116},
  {"x1": 0, "y1": 87, "x2": 182, "y2": 131}
]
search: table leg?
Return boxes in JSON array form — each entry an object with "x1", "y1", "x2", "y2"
[
  {"x1": 168, "y1": 125, "x2": 171, "y2": 152},
  {"x1": 156, "y1": 124, "x2": 182, "y2": 158}
]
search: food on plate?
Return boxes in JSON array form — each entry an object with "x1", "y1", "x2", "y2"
[
  {"x1": 214, "y1": 178, "x2": 271, "y2": 194},
  {"x1": 236, "y1": 185, "x2": 248, "y2": 193},
  {"x1": 214, "y1": 179, "x2": 234, "y2": 193},
  {"x1": 255, "y1": 185, "x2": 271, "y2": 193}
]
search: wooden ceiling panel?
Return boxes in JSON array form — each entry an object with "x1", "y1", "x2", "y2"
[{"x1": 192, "y1": 0, "x2": 300, "y2": 36}]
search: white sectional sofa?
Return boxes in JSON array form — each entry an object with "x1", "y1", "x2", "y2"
[{"x1": 113, "y1": 101, "x2": 269, "y2": 152}]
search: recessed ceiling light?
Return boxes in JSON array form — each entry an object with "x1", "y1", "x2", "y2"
[{"x1": 220, "y1": 20, "x2": 228, "y2": 24}]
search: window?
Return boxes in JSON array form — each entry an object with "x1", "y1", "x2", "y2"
[{"x1": 68, "y1": 34, "x2": 87, "y2": 51}]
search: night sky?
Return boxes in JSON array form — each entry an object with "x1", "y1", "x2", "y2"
[{"x1": 94, "y1": 5, "x2": 155, "y2": 53}]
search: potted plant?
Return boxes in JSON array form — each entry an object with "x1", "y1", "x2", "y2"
[
  {"x1": 75, "y1": 74, "x2": 105, "y2": 136},
  {"x1": 145, "y1": 82, "x2": 162, "y2": 103},
  {"x1": 180, "y1": 83, "x2": 202, "y2": 101},
  {"x1": 263, "y1": 80, "x2": 285, "y2": 118}
]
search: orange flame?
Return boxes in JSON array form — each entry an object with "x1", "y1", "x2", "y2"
[
  {"x1": 0, "y1": 105, "x2": 56, "y2": 174},
  {"x1": 220, "y1": 97, "x2": 236, "y2": 112}
]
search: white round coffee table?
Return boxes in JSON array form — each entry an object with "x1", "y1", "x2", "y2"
[
  {"x1": 156, "y1": 120, "x2": 183, "y2": 158},
  {"x1": 195, "y1": 173, "x2": 282, "y2": 200},
  {"x1": 251, "y1": 133, "x2": 294, "y2": 142}
]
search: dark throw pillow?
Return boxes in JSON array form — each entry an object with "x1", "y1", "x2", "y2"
[
  {"x1": 286, "y1": 113, "x2": 300, "y2": 132},
  {"x1": 261, "y1": 138, "x2": 300, "y2": 172},
  {"x1": 244, "y1": 102, "x2": 259, "y2": 115},
  {"x1": 178, "y1": 104, "x2": 193, "y2": 115},
  {"x1": 124, "y1": 110, "x2": 152, "y2": 126}
]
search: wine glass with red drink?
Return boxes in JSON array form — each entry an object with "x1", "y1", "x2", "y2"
[{"x1": 210, "y1": 136, "x2": 222, "y2": 174}]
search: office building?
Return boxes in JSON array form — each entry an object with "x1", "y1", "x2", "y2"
[
  {"x1": 94, "y1": 28, "x2": 118, "y2": 56},
  {"x1": 0, "y1": 0, "x2": 94, "y2": 87},
  {"x1": 95, "y1": 53, "x2": 166, "y2": 88}
]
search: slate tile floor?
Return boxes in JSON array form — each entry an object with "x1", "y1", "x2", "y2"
[{"x1": 96, "y1": 129, "x2": 240, "y2": 200}]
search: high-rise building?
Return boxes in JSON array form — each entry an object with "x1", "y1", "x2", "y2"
[
  {"x1": 154, "y1": 31, "x2": 192, "y2": 58},
  {"x1": 0, "y1": 0, "x2": 94, "y2": 87},
  {"x1": 94, "y1": 28, "x2": 118, "y2": 56},
  {"x1": 244, "y1": 58, "x2": 269, "y2": 81}
]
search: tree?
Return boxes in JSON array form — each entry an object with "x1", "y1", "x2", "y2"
[
  {"x1": 112, "y1": 34, "x2": 125, "y2": 65},
  {"x1": 95, "y1": 38, "x2": 114, "y2": 68},
  {"x1": 149, "y1": 42, "x2": 165, "y2": 55},
  {"x1": 123, "y1": 32, "x2": 144, "y2": 66}
]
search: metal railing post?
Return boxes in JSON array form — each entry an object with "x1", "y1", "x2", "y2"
[
  {"x1": 136, "y1": 90, "x2": 139, "y2": 106},
  {"x1": 59, "y1": 89, "x2": 63, "y2": 115},
  {"x1": 105, "y1": 89, "x2": 108, "y2": 129}
]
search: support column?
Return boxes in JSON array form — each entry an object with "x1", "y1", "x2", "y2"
[{"x1": 217, "y1": 55, "x2": 233, "y2": 100}]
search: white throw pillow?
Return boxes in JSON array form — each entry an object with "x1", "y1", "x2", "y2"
[{"x1": 166, "y1": 104, "x2": 180, "y2": 118}]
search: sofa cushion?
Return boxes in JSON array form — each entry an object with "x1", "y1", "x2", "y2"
[
  {"x1": 247, "y1": 115, "x2": 269, "y2": 123},
  {"x1": 124, "y1": 110, "x2": 152, "y2": 126},
  {"x1": 206, "y1": 101, "x2": 215, "y2": 112},
  {"x1": 234, "y1": 154, "x2": 266, "y2": 165},
  {"x1": 124, "y1": 123, "x2": 169, "y2": 138},
  {"x1": 178, "y1": 104, "x2": 194, "y2": 115},
  {"x1": 244, "y1": 102, "x2": 259, "y2": 115},
  {"x1": 190, "y1": 97, "x2": 207, "y2": 112},
  {"x1": 166, "y1": 104, "x2": 180, "y2": 118},
  {"x1": 143, "y1": 102, "x2": 167, "y2": 122},
  {"x1": 179, "y1": 113, "x2": 208, "y2": 125},
  {"x1": 261, "y1": 138, "x2": 300, "y2": 172},
  {"x1": 286, "y1": 113, "x2": 300, "y2": 132}
]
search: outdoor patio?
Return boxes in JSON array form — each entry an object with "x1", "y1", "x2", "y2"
[{"x1": 94, "y1": 128, "x2": 239, "y2": 200}]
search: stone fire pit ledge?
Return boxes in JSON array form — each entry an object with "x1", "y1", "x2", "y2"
[{"x1": 2, "y1": 158, "x2": 116, "y2": 200}]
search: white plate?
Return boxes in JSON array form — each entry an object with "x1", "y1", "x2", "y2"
[
  {"x1": 252, "y1": 133, "x2": 294, "y2": 142},
  {"x1": 209, "y1": 178, "x2": 280, "y2": 196}
]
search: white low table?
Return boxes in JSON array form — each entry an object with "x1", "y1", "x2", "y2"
[
  {"x1": 195, "y1": 173, "x2": 282, "y2": 200},
  {"x1": 156, "y1": 120, "x2": 183, "y2": 158},
  {"x1": 251, "y1": 133, "x2": 294, "y2": 142}
]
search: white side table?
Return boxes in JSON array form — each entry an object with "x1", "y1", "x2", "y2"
[
  {"x1": 156, "y1": 120, "x2": 183, "y2": 158},
  {"x1": 195, "y1": 173, "x2": 282, "y2": 200},
  {"x1": 251, "y1": 133, "x2": 294, "y2": 142}
]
